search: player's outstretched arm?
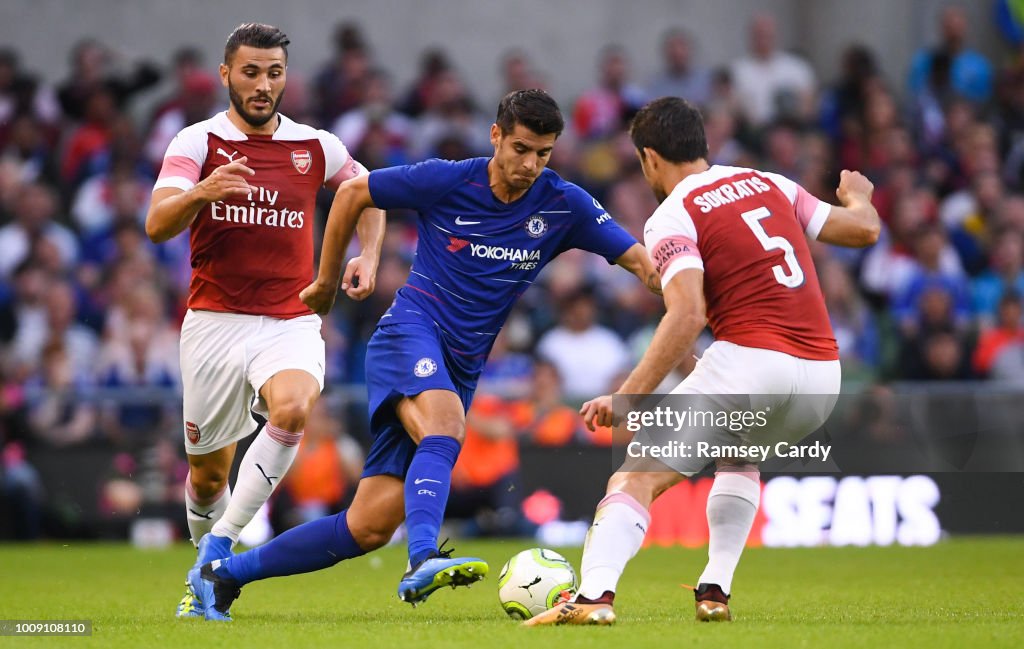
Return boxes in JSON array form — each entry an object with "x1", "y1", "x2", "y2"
[
  {"x1": 145, "y1": 157, "x2": 254, "y2": 243},
  {"x1": 580, "y1": 269, "x2": 706, "y2": 431},
  {"x1": 615, "y1": 243, "x2": 662, "y2": 295},
  {"x1": 816, "y1": 170, "x2": 881, "y2": 248},
  {"x1": 301, "y1": 174, "x2": 378, "y2": 314},
  {"x1": 342, "y1": 202, "x2": 386, "y2": 301}
]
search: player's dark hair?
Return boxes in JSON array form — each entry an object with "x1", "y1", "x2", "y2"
[
  {"x1": 224, "y1": 23, "x2": 290, "y2": 64},
  {"x1": 630, "y1": 96, "x2": 708, "y2": 164},
  {"x1": 496, "y1": 89, "x2": 564, "y2": 137}
]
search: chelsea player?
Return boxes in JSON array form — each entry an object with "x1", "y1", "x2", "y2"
[{"x1": 186, "y1": 89, "x2": 659, "y2": 620}]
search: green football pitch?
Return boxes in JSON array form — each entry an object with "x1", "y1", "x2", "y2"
[{"x1": 1, "y1": 537, "x2": 1021, "y2": 648}]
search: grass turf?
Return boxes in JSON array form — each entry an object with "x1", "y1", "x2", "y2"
[{"x1": 0, "y1": 537, "x2": 1021, "y2": 648}]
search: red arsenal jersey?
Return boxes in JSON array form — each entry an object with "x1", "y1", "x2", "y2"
[
  {"x1": 154, "y1": 112, "x2": 365, "y2": 318},
  {"x1": 644, "y1": 165, "x2": 838, "y2": 361}
]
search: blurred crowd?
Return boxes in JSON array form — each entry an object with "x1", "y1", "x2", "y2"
[{"x1": 3, "y1": 6, "x2": 1024, "y2": 539}]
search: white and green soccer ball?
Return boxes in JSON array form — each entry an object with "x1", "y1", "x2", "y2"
[{"x1": 497, "y1": 548, "x2": 577, "y2": 620}]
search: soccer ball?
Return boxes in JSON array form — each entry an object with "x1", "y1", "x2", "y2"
[{"x1": 497, "y1": 548, "x2": 577, "y2": 620}]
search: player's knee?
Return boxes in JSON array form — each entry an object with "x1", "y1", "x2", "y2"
[
  {"x1": 425, "y1": 427, "x2": 464, "y2": 445},
  {"x1": 433, "y1": 408, "x2": 467, "y2": 443},
  {"x1": 606, "y1": 471, "x2": 641, "y2": 495},
  {"x1": 268, "y1": 398, "x2": 312, "y2": 432},
  {"x1": 190, "y1": 470, "x2": 228, "y2": 501},
  {"x1": 605, "y1": 472, "x2": 660, "y2": 508}
]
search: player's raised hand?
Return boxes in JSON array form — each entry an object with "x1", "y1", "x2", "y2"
[
  {"x1": 196, "y1": 155, "x2": 255, "y2": 202},
  {"x1": 342, "y1": 255, "x2": 378, "y2": 301},
  {"x1": 836, "y1": 169, "x2": 874, "y2": 207},
  {"x1": 299, "y1": 278, "x2": 338, "y2": 315},
  {"x1": 580, "y1": 394, "x2": 615, "y2": 432}
]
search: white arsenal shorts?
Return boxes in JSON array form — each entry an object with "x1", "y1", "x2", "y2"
[
  {"x1": 179, "y1": 309, "x2": 325, "y2": 455},
  {"x1": 635, "y1": 340, "x2": 841, "y2": 476}
]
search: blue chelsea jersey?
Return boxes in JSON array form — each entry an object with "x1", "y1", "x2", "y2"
[{"x1": 368, "y1": 157, "x2": 637, "y2": 378}]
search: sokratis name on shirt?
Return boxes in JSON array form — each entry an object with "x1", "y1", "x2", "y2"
[{"x1": 691, "y1": 175, "x2": 771, "y2": 213}]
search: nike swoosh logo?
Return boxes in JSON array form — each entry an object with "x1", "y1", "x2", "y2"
[
  {"x1": 455, "y1": 216, "x2": 481, "y2": 225},
  {"x1": 413, "y1": 478, "x2": 442, "y2": 485}
]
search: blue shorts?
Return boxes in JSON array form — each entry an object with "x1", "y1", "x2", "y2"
[{"x1": 361, "y1": 322, "x2": 475, "y2": 479}]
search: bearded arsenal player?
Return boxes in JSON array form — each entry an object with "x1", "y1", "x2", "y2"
[
  {"x1": 145, "y1": 23, "x2": 384, "y2": 621},
  {"x1": 527, "y1": 97, "x2": 880, "y2": 626}
]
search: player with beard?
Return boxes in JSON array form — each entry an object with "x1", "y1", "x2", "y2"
[
  {"x1": 526, "y1": 97, "x2": 880, "y2": 626},
  {"x1": 145, "y1": 23, "x2": 384, "y2": 621}
]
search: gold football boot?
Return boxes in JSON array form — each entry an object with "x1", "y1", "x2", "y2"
[
  {"x1": 522, "y1": 600, "x2": 617, "y2": 626},
  {"x1": 692, "y1": 583, "x2": 732, "y2": 622}
]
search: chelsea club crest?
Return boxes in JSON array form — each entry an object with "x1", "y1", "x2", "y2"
[
  {"x1": 524, "y1": 215, "x2": 548, "y2": 238},
  {"x1": 414, "y1": 357, "x2": 438, "y2": 378}
]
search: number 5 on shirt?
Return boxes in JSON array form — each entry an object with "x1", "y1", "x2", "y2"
[{"x1": 741, "y1": 206, "x2": 805, "y2": 288}]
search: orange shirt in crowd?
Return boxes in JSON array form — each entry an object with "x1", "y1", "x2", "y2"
[
  {"x1": 526, "y1": 404, "x2": 579, "y2": 446},
  {"x1": 284, "y1": 438, "x2": 347, "y2": 506},
  {"x1": 452, "y1": 395, "x2": 523, "y2": 489},
  {"x1": 453, "y1": 394, "x2": 617, "y2": 490}
]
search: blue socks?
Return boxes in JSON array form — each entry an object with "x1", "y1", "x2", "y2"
[
  {"x1": 215, "y1": 510, "x2": 364, "y2": 585},
  {"x1": 211, "y1": 434, "x2": 462, "y2": 584},
  {"x1": 405, "y1": 435, "x2": 462, "y2": 567}
]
